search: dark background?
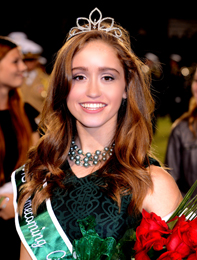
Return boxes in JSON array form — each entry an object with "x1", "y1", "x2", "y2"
[
  {"x1": 1, "y1": 2, "x2": 197, "y2": 71},
  {"x1": 1, "y1": 1, "x2": 197, "y2": 119}
]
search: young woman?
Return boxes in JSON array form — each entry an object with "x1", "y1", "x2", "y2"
[
  {"x1": 165, "y1": 66, "x2": 197, "y2": 197},
  {"x1": 12, "y1": 8, "x2": 182, "y2": 260},
  {"x1": 0, "y1": 36, "x2": 39, "y2": 259}
]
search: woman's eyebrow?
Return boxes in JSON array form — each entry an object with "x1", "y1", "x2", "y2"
[
  {"x1": 98, "y1": 67, "x2": 120, "y2": 74},
  {"x1": 72, "y1": 67, "x2": 88, "y2": 71},
  {"x1": 72, "y1": 66, "x2": 120, "y2": 74}
]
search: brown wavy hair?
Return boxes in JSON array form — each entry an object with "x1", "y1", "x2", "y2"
[
  {"x1": 18, "y1": 24, "x2": 155, "y2": 216},
  {"x1": 0, "y1": 37, "x2": 32, "y2": 185}
]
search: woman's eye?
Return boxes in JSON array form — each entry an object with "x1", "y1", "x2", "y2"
[
  {"x1": 73, "y1": 75, "x2": 86, "y2": 81},
  {"x1": 103, "y1": 76, "x2": 114, "y2": 81},
  {"x1": 13, "y1": 59, "x2": 19, "y2": 64}
]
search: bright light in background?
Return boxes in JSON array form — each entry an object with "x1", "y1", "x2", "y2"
[{"x1": 181, "y1": 67, "x2": 190, "y2": 77}]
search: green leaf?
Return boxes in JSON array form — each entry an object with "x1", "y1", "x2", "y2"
[
  {"x1": 167, "y1": 180, "x2": 197, "y2": 222},
  {"x1": 167, "y1": 218, "x2": 178, "y2": 230}
]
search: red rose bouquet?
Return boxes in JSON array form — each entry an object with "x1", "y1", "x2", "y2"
[
  {"x1": 134, "y1": 181, "x2": 197, "y2": 260},
  {"x1": 71, "y1": 181, "x2": 197, "y2": 260}
]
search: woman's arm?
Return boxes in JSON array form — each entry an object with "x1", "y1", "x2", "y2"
[
  {"x1": 20, "y1": 243, "x2": 32, "y2": 260},
  {"x1": 142, "y1": 165, "x2": 182, "y2": 218}
]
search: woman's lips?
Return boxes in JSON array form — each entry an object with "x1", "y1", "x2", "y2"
[{"x1": 80, "y1": 102, "x2": 107, "y2": 112}]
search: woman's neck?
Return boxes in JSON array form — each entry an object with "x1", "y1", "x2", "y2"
[
  {"x1": 68, "y1": 122, "x2": 116, "y2": 178},
  {"x1": 75, "y1": 124, "x2": 115, "y2": 153}
]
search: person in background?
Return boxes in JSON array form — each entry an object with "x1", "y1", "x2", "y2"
[
  {"x1": 165, "y1": 65, "x2": 197, "y2": 197},
  {"x1": 9, "y1": 32, "x2": 49, "y2": 126},
  {"x1": 0, "y1": 36, "x2": 39, "y2": 259},
  {"x1": 12, "y1": 8, "x2": 182, "y2": 260}
]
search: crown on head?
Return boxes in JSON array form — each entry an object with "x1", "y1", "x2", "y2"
[{"x1": 67, "y1": 8, "x2": 122, "y2": 41}]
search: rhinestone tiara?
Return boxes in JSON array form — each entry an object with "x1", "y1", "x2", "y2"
[{"x1": 67, "y1": 7, "x2": 122, "y2": 41}]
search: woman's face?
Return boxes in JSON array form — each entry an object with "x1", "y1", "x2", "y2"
[
  {"x1": 0, "y1": 47, "x2": 27, "y2": 89},
  {"x1": 67, "y1": 40, "x2": 127, "y2": 132},
  {"x1": 192, "y1": 69, "x2": 197, "y2": 102}
]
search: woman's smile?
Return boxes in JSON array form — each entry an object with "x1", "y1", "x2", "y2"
[{"x1": 80, "y1": 102, "x2": 107, "y2": 112}]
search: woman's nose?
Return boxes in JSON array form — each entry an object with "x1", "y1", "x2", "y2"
[
  {"x1": 86, "y1": 79, "x2": 102, "y2": 98},
  {"x1": 19, "y1": 60, "x2": 27, "y2": 72}
]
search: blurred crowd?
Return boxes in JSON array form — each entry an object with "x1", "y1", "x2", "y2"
[
  {"x1": 0, "y1": 33, "x2": 49, "y2": 259},
  {"x1": 142, "y1": 49, "x2": 197, "y2": 201},
  {"x1": 0, "y1": 31, "x2": 197, "y2": 259}
]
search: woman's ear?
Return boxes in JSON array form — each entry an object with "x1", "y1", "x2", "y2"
[
  {"x1": 122, "y1": 93, "x2": 127, "y2": 99},
  {"x1": 122, "y1": 88, "x2": 127, "y2": 99}
]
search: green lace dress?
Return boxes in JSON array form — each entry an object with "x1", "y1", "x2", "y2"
[
  {"x1": 51, "y1": 158, "x2": 160, "y2": 259},
  {"x1": 12, "y1": 157, "x2": 160, "y2": 260}
]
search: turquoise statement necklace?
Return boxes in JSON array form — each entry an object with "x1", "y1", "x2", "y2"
[{"x1": 68, "y1": 140, "x2": 115, "y2": 167}]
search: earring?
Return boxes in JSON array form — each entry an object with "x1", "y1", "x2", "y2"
[{"x1": 121, "y1": 98, "x2": 127, "y2": 106}]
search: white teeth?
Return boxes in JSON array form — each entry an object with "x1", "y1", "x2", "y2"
[{"x1": 81, "y1": 103, "x2": 106, "y2": 110}]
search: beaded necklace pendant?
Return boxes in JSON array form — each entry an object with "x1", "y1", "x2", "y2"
[{"x1": 68, "y1": 141, "x2": 115, "y2": 167}]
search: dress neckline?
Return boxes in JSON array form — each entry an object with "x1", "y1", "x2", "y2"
[{"x1": 65, "y1": 160, "x2": 99, "y2": 180}]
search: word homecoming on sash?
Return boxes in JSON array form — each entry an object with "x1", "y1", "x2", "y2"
[
  {"x1": 17, "y1": 168, "x2": 72, "y2": 259},
  {"x1": 23, "y1": 198, "x2": 47, "y2": 248}
]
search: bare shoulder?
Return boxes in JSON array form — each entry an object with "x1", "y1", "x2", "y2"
[{"x1": 142, "y1": 165, "x2": 182, "y2": 218}]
